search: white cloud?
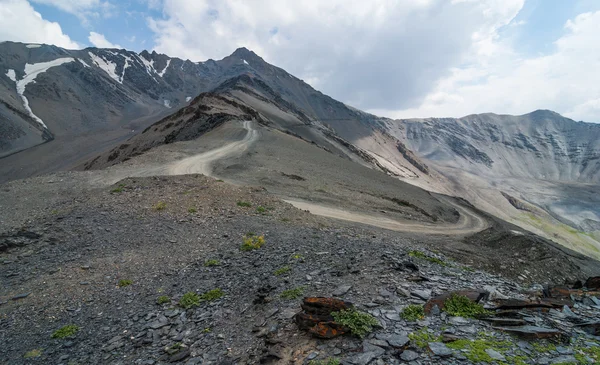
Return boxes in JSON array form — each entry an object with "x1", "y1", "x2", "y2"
[
  {"x1": 147, "y1": 0, "x2": 525, "y2": 113},
  {"x1": 377, "y1": 10, "x2": 600, "y2": 122},
  {"x1": 88, "y1": 31, "x2": 121, "y2": 48},
  {"x1": 0, "y1": 0, "x2": 80, "y2": 49},
  {"x1": 30, "y1": 0, "x2": 116, "y2": 22}
]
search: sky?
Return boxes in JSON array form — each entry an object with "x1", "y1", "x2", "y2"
[{"x1": 1, "y1": 0, "x2": 600, "y2": 123}]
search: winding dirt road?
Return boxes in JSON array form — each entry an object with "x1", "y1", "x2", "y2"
[{"x1": 101, "y1": 119, "x2": 488, "y2": 235}]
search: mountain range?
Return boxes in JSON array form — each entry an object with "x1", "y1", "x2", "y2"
[{"x1": 1, "y1": 41, "x2": 599, "y2": 258}]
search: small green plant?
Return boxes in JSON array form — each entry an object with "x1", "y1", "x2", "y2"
[
  {"x1": 574, "y1": 344, "x2": 600, "y2": 364},
  {"x1": 409, "y1": 327, "x2": 442, "y2": 348},
  {"x1": 331, "y1": 308, "x2": 379, "y2": 338},
  {"x1": 308, "y1": 359, "x2": 341, "y2": 365},
  {"x1": 153, "y1": 201, "x2": 167, "y2": 211},
  {"x1": 202, "y1": 327, "x2": 211, "y2": 333},
  {"x1": 237, "y1": 201, "x2": 252, "y2": 207},
  {"x1": 408, "y1": 250, "x2": 447, "y2": 266},
  {"x1": 280, "y1": 287, "x2": 304, "y2": 300},
  {"x1": 274, "y1": 266, "x2": 291, "y2": 276},
  {"x1": 216, "y1": 179, "x2": 224, "y2": 182},
  {"x1": 204, "y1": 259, "x2": 220, "y2": 267},
  {"x1": 24, "y1": 349, "x2": 42, "y2": 358},
  {"x1": 292, "y1": 253, "x2": 303, "y2": 259},
  {"x1": 241, "y1": 234, "x2": 265, "y2": 251},
  {"x1": 200, "y1": 288, "x2": 225, "y2": 301},
  {"x1": 179, "y1": 292, "x2": 201, "y2": 309},
  {"x1": 256, "y1": 206, "x2": 267, "y2": 214},
  {"x1": 51, "y1": 209, "x2": 59, "y2": 215},
  {"x1": 111, "y1": 184, "x2": 126, "y2": 193},
  {"x1": 51, "y1": 325, "x2": 80, "y2": 339},
  {"x1": 188, "y1": 207, "x2": 197, "y2": 213},
  {"x1": 446, "y1": 337, "x2": 512, "y2": 363},
  {"x1": 157, "y1": 295, "x2": 171, "y2": 305},
  {"x1": 401, "y1": 304, "x2": 425, "y2": 321},
  {"x1": 118, "y1": 279, "x2": 133, "y2": 287},
  {"x1": 531, "y1": 341, "x2": 557, "y2": 353},
  {"x1": 443, "y1": 294, "x2": 491, "y2": 318}
]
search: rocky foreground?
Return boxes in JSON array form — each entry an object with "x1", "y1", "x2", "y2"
[{"x1": 1, "y1": 175, "x2": 599, "y2": 365}]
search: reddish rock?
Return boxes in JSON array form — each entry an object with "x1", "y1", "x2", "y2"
[
  {"x1": 585, "y1": 276, "x2": 600, "y2": 290},
  {"x1": 294, "y1": 297, "x2": 353, "y2": 339}
]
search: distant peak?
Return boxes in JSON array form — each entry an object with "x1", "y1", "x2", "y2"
[{"x1": 230, "y1": 47, "x2": 260, "y2": 60}]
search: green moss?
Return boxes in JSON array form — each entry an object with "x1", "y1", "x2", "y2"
[
  {"x1": 280, "y1": 287, "x2": 304, "y2": 300},
  {"x1": 157, "y1": 295, "x2": 171, "y2": 305},
  {"x1": 200, "y1": 288, "x2": 224, "y2": 301},
  {"x1": 118, "y1": 279, "x2": 133, "y2": 287},
  {"x1": 531, "y1": 341, "x2": 557, "y2": 353},
  {"x1": 408, "y1": 250, "x2": 447, "y2": 266},
  {"x1": 188, "y1": 207, "x2": 197, "y2": 213},
  {"x1": 237, "y1": 201, "x2": 251, "y2": 207},
  {"x1": 574, "y1": 344, "x2": 600, "y2": 364},
  {"x1": 204, "y1": 259, "x2": 220, "y2": 267},
  {"x1": 256, "y1": 206, "x2": 267, "y2": 214},
  {"x1": 111, "y1": 184, "x2": 126, "y2": 193},
  {"x1": 408, "y1": 327, "x2": 442, "y2": 348},
  {"x1": 331, "y1": 308, "x2": 379, "y2": 338},
  {"x1": 401, "y1": 304, "x2": 425, "y2": 321},
  {"x1": 274, "y1": 266, "x2": 291, "y2": 276},
  {"x1": 51, "y1": 325, "x2": 79, "y2": 339},
  {"x1": 291, "y1": 253, "x2": 303, "y2": 259},
  {"x1": 24, "y1": 349, "x2": 42, "y2": 358},
  {"x1": 446, "y1": 337, "x2": 512, "y2": 363},
  {"x1": 202, "y1": 327, "x2": 211, "y2": 333},
  {"x1": 443, "y1": 294, "x2": 491, "y2": 318},
  {"x1": 153, "y1": 201, "x2": 167, "y2": 211},
  {"x1": 308, "y1": 359, "x2": 341, "y2": 365},
  {"x1": 505, "y1": 355, "x2": 529, "y2": 365},
  {"x1": 179, "y1": 292, "x2": 200, "y2": 309}
]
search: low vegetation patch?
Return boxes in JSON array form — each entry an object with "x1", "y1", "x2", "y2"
[
  {"x1": 446, "y1": 337, "x2": 512, "y2": 363},
  {"x1": 188, "y1": 207, "x2": 197, "y2": 213},
  {"x1": 409, "y1": 327, "x2": 442, "y2": 348},
  {"x1": 331, "y1": 308, "x2": 379, "y2": 338},
  {"x1": 118, "y1": 279, "x2": 133, "y2": 287},
  {"x1": 291, "y1": 253, "x2": 303, "y2": 259},
  {"x1": 574, "y1": 343, "x2": 600, "y2": 364},
  {"x1": 256, "y1": 206, "x2": 267, "y2": 214},
  {"x1": 241, "y1": 234, "x2": 265, "y2": 251},
  {"x1": 51, "y1": 325, "x2": 79, "y2": 339},
  {"x1": 274, "y1": 266, "x2": 291, "y2": 276},
  {"x1": 401, "y1": 304, "x2": 425, "y2": 321},
  {"x1": 157, "y1": 295, "x2": 171, "y2": 305},
  {"x1": 280, "y1": 287, "x2": 304, "y2": 300},
  {"x1": 179, "y1": 292, "x2": 201, "y2": 309},
  {"x1": 153, "y1": 201, "x2": 167, "y2": 211},
  {"x1": 443, "y1": 294, "x2": 491, "y2": 318},
  {"x1": 308, "y1": 359, "x2": 340, "y2": 365},
  {"x1": 111, "y1": 183, "x2": 126, "y2": 193},
  {"x1": 408, "y1": 250, "x2": 447, "y2": 266},
  {"x1": 23, "y1": 349, "x2": 42, "y2": 358},
  {"x1": 237, "y1": 201, "x2": 252, "y2": 207},
  {"x1": 200, "y1": 288, "x2": 225, "y2": 301},
  {"x1": 204, "y1": 259, "x2": 220, "y2": 267}
]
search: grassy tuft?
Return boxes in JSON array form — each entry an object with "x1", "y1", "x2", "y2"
[
  {"x1": 51, "y1": 325, "x2": 79, "y2": 339},
  {"x1": 111, "y1": 184, "x2": 126, "y2": 193},
  {"x1": 118, "y1": 279, "x2": 133, "y2": 287},
  {"x1": 188, "y1": 207, "x2": 197, "y2": 213},
  {"x1": 446, "y1": 337, "x2": 512, "y2": 363},
  {"x1": 443, "y1": 294, "x2": 491, "y2": 318},
  {"x1": 331, "y1": 308, "x2": 379, "y2": 338},
  {"x1": 204, "y1": 259, "x2": 220, "y2": 267},
  {"x1": 237, "y1": 201, "x2": 252, "y2": 207},
  {"x1": 280, "y1": 287, "x2": 304, "y2": 300},
  {"x1": 200, "y1": 288, "x2": 224, "y2": 301},
  {"x1": 241, "y1": 234, "x2": 265, "y2": 251},
  {"x1": 179, "y1": 292, "x2": 200, "y2": 309},
  {"x1": 157, "y1": 295, "x2": 171, "y2": 305},
  {"x1": 401, "y1": 304, "x2": 425, "y2": 321},
  {"x1": 274, "y1": 266, "x2": 291, "y2": 276},
  {"x1": 256, "y1": 206, "x2": 267, "y2": 214},
  {"x1": 409, "y1": 327, "x2": 442, "y2": 348},
  {"x1": 408, "y1": 250, "x2": 447, "y2": 266},
  {"x1": 153, "y1": 201, "x2": 167, "y2": 211},
  {"x1": 24, "y1": 349, "x2": 42, "y2": 358}
]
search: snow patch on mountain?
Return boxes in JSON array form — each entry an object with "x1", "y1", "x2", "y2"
[
  {"x1": 158, "y1": 59, "x2": 171, "y2": 77},
  {"x1": 15, "y1": 58, "x2": 75, "y2": 128},
  {"x1": 88, "y1": 52, "x2": 120, "y2": 83},
  {"x1": 243, "y1": 59, "x2": 249, "y2": 65},
  {"x1": 26, "y1": 44, "x2": 41, "y2": 49},
  {"x1": 120, "y1": 55, "x2": 132, "y2": 83},
  {"x1": 186, "y1": 96, "x2": 192, "y2": 102},
  {"x1": 5, "y1": 69, "x2": 16, "y2": 82},
  {"x1": 77, "y1": 59, "x2": 90, "y2": 68},
  {"x1": 136, "y1": 53, "x2": 158, "y2": 82},
  {"x1": 163, "y1": 100, "x2": 171, "y2": 108}
]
